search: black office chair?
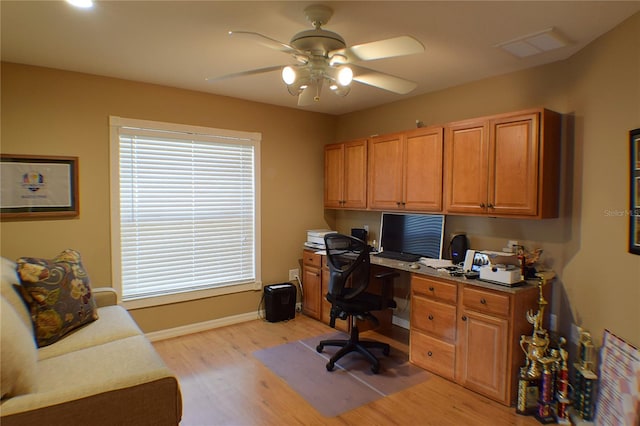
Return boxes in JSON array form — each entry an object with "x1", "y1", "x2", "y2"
[{"x1": 316, "y1": 233, "x2": 397, "y2": 374}]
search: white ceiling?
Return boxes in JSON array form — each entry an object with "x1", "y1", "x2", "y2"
[{"x1": 2, "y1": 1, "x2": 639, "y2": 115}]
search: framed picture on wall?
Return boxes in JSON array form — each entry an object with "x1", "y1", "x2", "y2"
[
  {"x1": 0, "y1": 154, "x2": 79, "y2": 220},
  {"x1": 630, "y1": 129, "x2": 640, "y2": 255}
]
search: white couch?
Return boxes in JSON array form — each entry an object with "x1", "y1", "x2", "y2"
[{"x1": 0, "y1": 257, "x2": 182, "y2": 425}]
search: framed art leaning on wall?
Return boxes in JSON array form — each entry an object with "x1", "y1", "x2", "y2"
[
  {"x1": 0, "y1": 154, "x2": 79, "y2": 220},
  {"x1": 630, "y1": 128, "x2": 640, "y2": 255}
]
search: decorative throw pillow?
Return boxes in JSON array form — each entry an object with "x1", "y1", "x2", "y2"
[{"x1": 16, "y1": 249, "x2": 99, "y2": 347}]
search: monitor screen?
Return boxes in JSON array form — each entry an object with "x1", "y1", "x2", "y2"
[{"x1": 379, "y1": 212, "x2": 445, "y2": 259}]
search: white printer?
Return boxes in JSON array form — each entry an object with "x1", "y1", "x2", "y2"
[{"x1": 304, "y1": 229, "x2": 337, "y2": 250}]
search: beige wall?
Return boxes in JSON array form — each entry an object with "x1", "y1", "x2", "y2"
[
  {"x1": 2, "y1": 13, "x2": 638, "y2": 345},
  {"x1": 0, "y1": 63, "x2": 335, "y2": 332},
  {"x1": 333, "y1": 13, "x2": 640, "y2": 347}
]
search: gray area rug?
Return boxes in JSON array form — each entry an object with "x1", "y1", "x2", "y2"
[{"x1": 253, "y1": 332, "x2": 431, "y2": 417}]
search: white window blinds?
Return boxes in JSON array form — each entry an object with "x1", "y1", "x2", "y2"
[{"x1": 110, "y1": 117, "x2": 261, "y2": 303}]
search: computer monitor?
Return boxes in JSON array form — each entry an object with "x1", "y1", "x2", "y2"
[{"x1": 379, "y1": 212, "x2": 445, "y2": 259}]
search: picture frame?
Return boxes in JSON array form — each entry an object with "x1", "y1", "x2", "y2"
[
  {"x1": 630, "y1": 129, "x2": 640, "y2": 255},
  {"x1": 1, "y1": 154, "x2": 79, "y2": 220}
]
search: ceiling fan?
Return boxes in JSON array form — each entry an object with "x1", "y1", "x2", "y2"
[{"x1": 206, "y1": 4, "x2": 425, "y2": 106}]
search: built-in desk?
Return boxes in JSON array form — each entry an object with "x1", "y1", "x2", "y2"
[{"x1": 302, "y1": 248, "x2": 547, "y2": 406}]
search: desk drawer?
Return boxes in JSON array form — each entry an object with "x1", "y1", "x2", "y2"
[
  {"x1": 412, "y1": 275, "x2": 457, "y2": 304},
  {"x1": 303, "y1": 250, "x2": 322, "y2": 268},
  {"x1": 410, "y1": 330, "x2": 455, "y2": 380},
  {"x1": 462, "y1": 286, "x2": 510, "y2": 317},
  {"x1": 411, "y1": 296, "x2": 456, "y2": 341}
]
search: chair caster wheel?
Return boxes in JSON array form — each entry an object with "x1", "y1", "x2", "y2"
[
  {"x1": 326, "y1": 361, "x2": 335, "y2": 371},
  {"x1": 316, "y1": 344, "x2": 324, "y2": 353},
  {"x1": 371, "y1": 364, "x2": 380, "y2": 374}
]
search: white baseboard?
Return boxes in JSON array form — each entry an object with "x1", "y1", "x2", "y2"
[
  {"x1": 392, "y1": 315, "x2": 410, "y2": 330},
  {"x1": 145, "y1": 310, "x2": 262, "y2": 342}
]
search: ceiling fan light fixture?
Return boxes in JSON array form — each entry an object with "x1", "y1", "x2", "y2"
[
  {"x1": 282, "y1": 66, "x2": 297, "y2": 85},
  {"x1": 330, "y1": 84, "x2": 351, "y2": 97},
  {"x1": 337, "y1": 66, "x2": 353, "y2": 86},
  {"x1": 66, "y1": 0, "x2": 93, "y2": 8}
]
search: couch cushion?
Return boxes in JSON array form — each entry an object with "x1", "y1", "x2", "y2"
[
  {"x1": 1, "y1": 297, "x2": 38, "y2": 399},
  {"x1": 38, "y1": 305, "x2": 143, "y2": 360},
  {"x1": 1, "y1": 258, "x2": 33, "y2": 334},
  {"x1": 0, "y1": 335, "x2": 179, "y2": 418},
  {"x1": 16, "y1": 249, "x2": 99, "y2": 347}
]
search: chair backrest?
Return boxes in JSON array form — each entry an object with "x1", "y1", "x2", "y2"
[{"x1": 324, "y1": 233, "x2": 370, "y2": 301}]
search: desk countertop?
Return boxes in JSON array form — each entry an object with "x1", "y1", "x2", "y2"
[{"x1": 369, "y1": 256, "x2": 540, "y2": 294}]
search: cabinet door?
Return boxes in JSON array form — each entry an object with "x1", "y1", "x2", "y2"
[
  {"x1": 342, "y1": 139, "x2": 368, "y2": 209},
  {"x1": 488, "y1": 113, "x2": 539, "y2": 216},
  {"x1": 445, "y1": 120, "x2": 490, "y2": 214},
  {"x1": 368, "y1": 133, "x2": 404, "y2": 210},
  {"x1": 324, "y1": 143, "x2": 344, "y2": 208},
  {"x1": 457, "y1": 308, "x2": 509, "y2": 404},
  {"x1": 404, "y1": 127, "x2": 444, "y2": 211},
  {"x1": 302, "y1": 265, "x2": 322, "y2": 320}
]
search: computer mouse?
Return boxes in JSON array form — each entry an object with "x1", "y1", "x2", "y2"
[{"x1": 409, "y1": 263, "x2": 420, "y2": 270}]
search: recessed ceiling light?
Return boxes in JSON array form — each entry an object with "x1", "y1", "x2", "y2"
[
  {"x1": 66, "y1": 0, "x2": 94, "y2": 9},
  {"x1": 495, "y1": 28, "x2": 570, "y2": 58}
]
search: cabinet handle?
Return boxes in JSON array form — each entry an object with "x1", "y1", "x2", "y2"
[
  {"x1": 428, "y1": 314, "x2": 434, "y2": 320},
  {"x1": 428, "y1": 286, "x2": 434, "y2": 292},
  {"x1": 487, "y1": 203, "x2": 494, "y2": 209},
  {"x1": 462, "y1": 315, "x2": 467, "y2": 321},
  {"x1": 480, "y1": 298, "x2": 487, "y2": 305},
  {"x1": 480, "y1": 202, "x2": 486, "y2": 208},
  {"x1": 427, "y1": 351, "x2": 433, "y2": 357}
]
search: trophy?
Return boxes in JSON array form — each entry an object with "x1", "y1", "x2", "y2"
[
  {"x1": 573, "y1": 330, "x2": 598, "y2": 421},
  {"x1": 519, "y1": 271, "x2": 554, "y2": 379},
  {"x1": 555, "y1": 337, "x2": 572, "y2": 424}
]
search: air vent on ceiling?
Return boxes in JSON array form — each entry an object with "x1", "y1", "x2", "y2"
[{"x1": 495, "y1": 27, "x2": 569, "y2": 58}]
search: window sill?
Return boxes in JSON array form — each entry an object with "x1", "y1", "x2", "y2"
[{"x1": 122, "y1": 281, "x2": 262, "y2": 310}]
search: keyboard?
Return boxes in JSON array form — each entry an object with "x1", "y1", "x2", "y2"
[{"x1": 373, "y1": 251, "x2": 420, "y2": 262}]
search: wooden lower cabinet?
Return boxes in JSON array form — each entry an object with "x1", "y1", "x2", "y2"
[
  {"x1": 410, "y1": 273, "x2": 541, "y2": 406},
  {"x1": 301, "y1": 250, "x2": 322, "y2": 319}
]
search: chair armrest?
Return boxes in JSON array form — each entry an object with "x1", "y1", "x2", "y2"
[{"x1": 92, "y1": 287, "x2": 119, "y2": 307}]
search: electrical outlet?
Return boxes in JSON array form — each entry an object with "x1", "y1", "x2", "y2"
[
  {"x1": 363, "y1": 225, "x2": 369, "y2": 232},
  {"x1": 288, "y1": 268, "x2": 299, "y2": 281}
]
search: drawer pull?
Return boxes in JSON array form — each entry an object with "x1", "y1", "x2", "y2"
[
  {"x1": 428, "y1": 314, "x2": 434, "y2": 320},
  {"x1": 480, "y1": 298, "x2": 487, "y2": 305},
  {"x1": 428, "y1": 286, "x2": 434, "y2": 292},
  {"x1": 427, "y1": 351, "x2": 433, "y2": 357},
  {"x1": 462, "y1": 315, "x2": 467, "y2": 321}
]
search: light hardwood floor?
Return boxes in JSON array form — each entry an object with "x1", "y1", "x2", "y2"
[{"x1": 152, "y1": 314, "x2": 541, "y2": 426}]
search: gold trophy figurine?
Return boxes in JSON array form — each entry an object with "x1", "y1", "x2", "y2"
[{"x1": 519, "y1": 271, "x2": 555, "y2": 379}]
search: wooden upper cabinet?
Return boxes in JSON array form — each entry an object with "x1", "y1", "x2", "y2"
[
  {"x1": 324, "y1": 139, "x2": 367, "y2": 209},
  {"x1": 444, "y1": 119, "x2": 489, "y2": 215},
  {"x1": 489, "y1": 112, "x2": 539, "y2": 216},
  {"x1": 404, "y1": 127, "x2": 444, "y2": 211},
  {"x1": 368, "y1": 133, "x2": 404, "y2": 210},
  {"x1": 369, "y1": 126, "x2": 444, "y2": 211},
  {"x1": 445, "y1": 108, "x2": 561, "y2": 218}
]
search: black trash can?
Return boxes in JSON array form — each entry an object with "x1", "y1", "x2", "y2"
[{"x1": 264, "y1": 283, "x2": 296, "y2": 322}]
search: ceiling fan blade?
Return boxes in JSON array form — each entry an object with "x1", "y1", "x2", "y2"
[
  {"x1": 351, "y1": 65, "x2": 418, "y2": 94},
  {"x1": 229, "y1": 31, "x2": 301, "y2": 56},
  {"x1": 331, "y1": 36, "x2": 424, "y2": 62},
  {"x1": 206, "y1": 65, "x2": 284, "y2": 82}
]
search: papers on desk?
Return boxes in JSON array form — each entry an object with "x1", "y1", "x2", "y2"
[{"x1": 418, "y1": 258, "x2": 455, "y2": 269}]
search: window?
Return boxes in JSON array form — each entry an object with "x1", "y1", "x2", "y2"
[{"x1": 109, "y1": 117, "x2": 261, "y2": 308}]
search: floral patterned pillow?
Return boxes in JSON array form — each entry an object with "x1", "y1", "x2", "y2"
[{"x1": 16, "y1": 249, "x2": 99, "y2": 347}]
